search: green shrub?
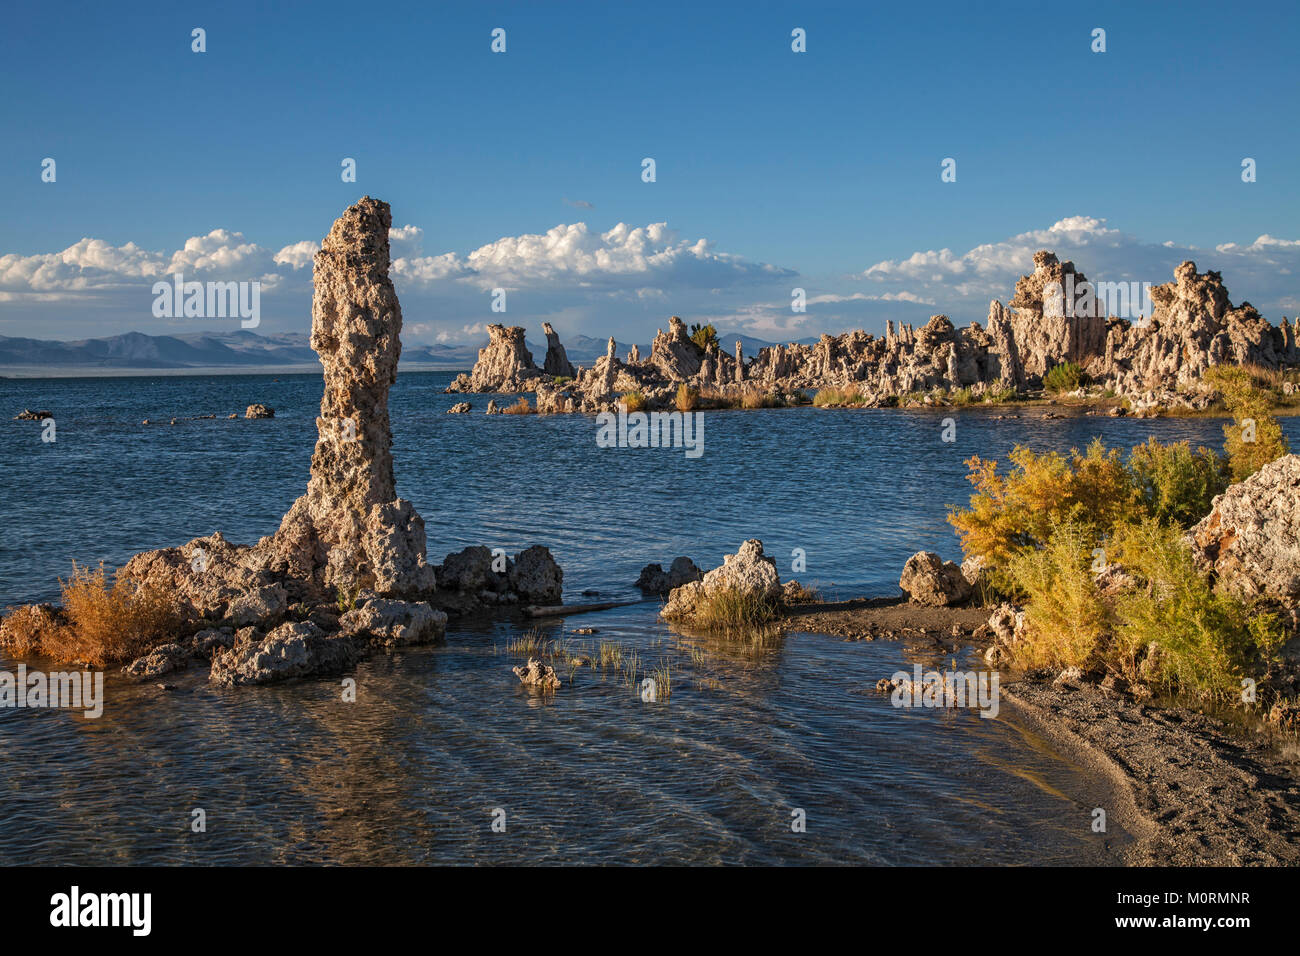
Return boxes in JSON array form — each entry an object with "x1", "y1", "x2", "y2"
[
  {"x1": 689, "y1": 322, "x2": 719, "y2": 351},
  {"x1": 619, "y1": 390, "x2": 647, "y2": 412},
  {"x1": 1004, "y1": 521, "x2": 1111, "y2": 671},
  {"x1": 1043, "y1": 361, "x2": 1087, "y2": 393},
  {"x1": 1110, "y1": 521, "x2": 1286, "y2": 700},
  {"x1": 1127, "y1": 437, "x2": 1230, "y2": 526},
  {"x1": 1204, "y1": 366, "x2": 1290, "y2": 480},
  {"x1": 949, "y1": 438, "x2": 1141, "y2": 589}
]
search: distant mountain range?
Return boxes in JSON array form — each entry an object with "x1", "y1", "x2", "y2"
[{"x1": 0, "y1": 327, "x2": 824, "y2": 372}]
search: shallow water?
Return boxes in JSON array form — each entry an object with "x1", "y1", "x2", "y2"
[{"x1": 2, "y1": 371, "x2": 1293, "y2": 864}]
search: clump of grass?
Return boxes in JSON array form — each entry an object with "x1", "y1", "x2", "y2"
[
  {"x1": 501, "y1": 396, "x2": 534, "y2": 415},
  {"x1": 597, "y1": 640, "x2": 624, "y2": 672},
  {"x1": 648, "y1": 661, "x2": 672, "y2": 700},
  {"x1": 621, "y1": 649, "x2": 641, "y2": 688},
  {"x1": 40, "y1": 562, "x2": 182, "y2": 667},
  {"x1": 675, "y1": 383, "x2": 698, "y2": 411},
  {"x1": 336, "y1": 586, "x2": 360, "y2": 614},
  {"x1": 1043, "y1": 361, "x2": 1087, "y2": 393},
  {"x1": 813, "y1": 385, "x2": 867, "y2": 407},
  {"x1": 619, "y1": 391, "x2": 647, "y2": 412},
  {"x1": 982, "y1": 385, "x2": 1017, "y2": 404},
  {"x1": 684, "y1": 586, "x2": 781, "y2": 631},
  {"x1": 740, "y1": 385, "x2": 783, "y2": 409},
  {"x1": 507, "y1": 626, "x2": 551, "y2": 657},
  {"x1": 950, "y1": 386, "x2": 976, "y2": 406}
]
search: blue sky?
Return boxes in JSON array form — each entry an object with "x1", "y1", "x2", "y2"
[{"x1": 2, "y1": 0, "x2": 1298, "y2": 345}]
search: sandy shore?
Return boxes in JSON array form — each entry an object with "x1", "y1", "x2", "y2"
[{"x1": 785, "y1": 596, "x2": 1300, "y2": 866}]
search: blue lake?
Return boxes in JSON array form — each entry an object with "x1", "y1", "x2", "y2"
[{"x1": 2, "y1": 371, "x2": 1293, "y2": 863}]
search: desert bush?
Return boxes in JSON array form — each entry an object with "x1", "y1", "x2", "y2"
[
  {"x1": 619, "y1": 391, "x2": 647, "y2": 413},
  {"x1": 0, "y1": 604, "x2": 62, "y2": 656},
  {"x1": 41, "y1": 562, "x2": 182, "y2": 667},
  {"x1": 675, "y1": 383, "x2": 698, "y2": 411},
  {"x1": 982, "y1": 385, "x2": 1017, "y2": 404},
  {"x1": 1001, "y1": 520, "x2": 1283, "y2": 699},
  {"x1": 689, "y1": 322, "x2": 718, "y2": 351},
  {"x1": 1204, "y1": 365, "x2": 1290, "y2": 480},
  {"x1": 1043, "y1": 361, "x2": 1087, "y2": 393},
  {"x1": 1004, "y1": 521, "x2": 1111, "y2": 672},
  {"x1": 1109, "y1": 521, "x2": 1285, "y2": 699},
  {"x1": 740, "y1": 385, "x2": 782, "y2": 409},
  {"x1": 1127, "y1": 437, "x2": 1230, "y2": 527},
  {"x1": 501, "y1": 396, "x2": 534, "y2": 415},
  {"x1": 949, "y1": 439, "x2": 1141, "y2": 588}
]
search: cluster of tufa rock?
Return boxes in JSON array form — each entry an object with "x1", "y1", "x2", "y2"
[
  {"x1": 660, "y1": 539, "x2": 783, "y2": 625},
  {"x1": 445, "y1": 252, "x2": 1296, "y2": 412},
  {"x1": 85, "y1": 198, "x2": 565, "y2": 686}
]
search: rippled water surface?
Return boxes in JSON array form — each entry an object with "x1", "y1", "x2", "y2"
[{"x1": 2, "y1": 371, "x2": 1294, "y2": 864}]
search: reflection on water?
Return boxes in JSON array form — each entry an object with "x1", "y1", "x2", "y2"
[{"x1": 3, "y1": 371, "x2": 1289, "y2": 864}]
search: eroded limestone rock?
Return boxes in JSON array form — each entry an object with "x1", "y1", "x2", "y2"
[
  {"x1": 260, "y1": 197, "x2": 436, "y2": 598},
  {"x1": 1189, "y1": 454, "x2": 1300, "y2": 608},
  {"x1": 899, "y1": 551, "x2": 972, "y2": 607}
]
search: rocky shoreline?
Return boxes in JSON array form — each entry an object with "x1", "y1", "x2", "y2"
[{"x1": 446, "y1": 251, "x2": 1298, "y2": 417}]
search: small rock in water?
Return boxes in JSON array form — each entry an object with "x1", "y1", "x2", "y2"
[
  {"x1": 447, "y1": 402, "x2": 472, "y2": 414},
  {"x1": 245, "y1": 403, "x2": 274, "y2": 419},
  {"x1": 512, "y1": 657, "x2": 560, "y2": 690},
  {"x1": 13, "y1": 409, "x2": 53, "y2": 421}
]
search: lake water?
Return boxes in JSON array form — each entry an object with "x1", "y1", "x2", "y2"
[{"x1": 3, "y1": 371, "x2": 1293, "y2": 864}]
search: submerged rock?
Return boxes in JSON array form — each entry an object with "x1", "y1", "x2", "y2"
[
  {"x1": 899, "y1": 551, "x2": 972, "y2": 607},
  {"x1": 1189, "y1": 454, "x2": 1300, "y2": 608},
  {"x1": 209, "y1": 621, "x2": 358, "y2": 686},
  {"x1": 13, "y1": 409, "x2": 53, "y2": 421},
  {"x1": 123, "y1": 643, "x2": 190, "y2": 678}
]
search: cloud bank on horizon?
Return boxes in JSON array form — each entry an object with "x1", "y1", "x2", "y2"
[{"x1": 1, "y1": 215, "x2": 1296, "y2": 346}]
